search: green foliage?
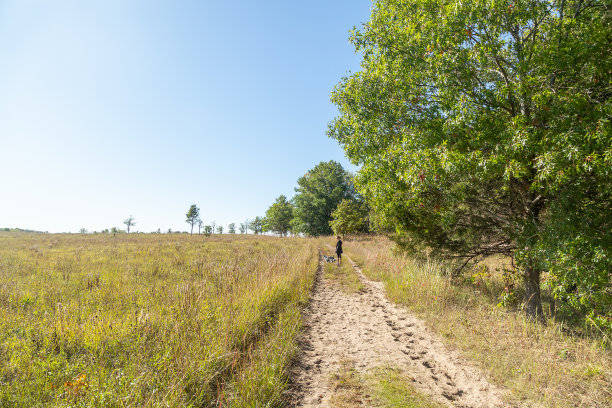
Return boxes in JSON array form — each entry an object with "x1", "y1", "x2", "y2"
[
  {"x1": 329, "y1": 199, "x2": 370, "y2": 236},
  {"x1": 228, "y1": 223, "x2": 236, "y2": 234},
  {"x1": 329, "y1": 0, "x2": 611, "y2": 322},
  {"x1": 185, "y1": 204, "x2": 200, "y2": 235},
  {"x1": 249, "y1": 216, "x2": 265, "y2": 235},
  {"x1": 264, "y1": 195, "x2": 294, "y2": 236},
  {"x1": 368, "y1": 208, "x2": 395, "y2": 234},
  {"x1": 292, "y1": 161, "x2": 357, "y2": 236},
  {"x1": 123, "y1": 216, "x2": 136, "y2": 234}
]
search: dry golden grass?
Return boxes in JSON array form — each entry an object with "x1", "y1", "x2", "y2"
[
  {"x1": 0, "y1": 232, "x2": 318, "y2": 407},
  {"x1": 343, "y1": 236, "x2": 612, "y2": 408}
]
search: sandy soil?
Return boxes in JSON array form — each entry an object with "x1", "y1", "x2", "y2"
[{"x1": 287, "y1": 250, "x2": 512, "y2": 408}]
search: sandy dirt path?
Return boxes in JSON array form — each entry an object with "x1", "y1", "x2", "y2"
[{"x1": 288, "y1": 250, "x2": 511, "y2": 408}]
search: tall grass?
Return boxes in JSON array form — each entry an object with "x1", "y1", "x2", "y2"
[
  {"x1": 0, "y1": 232, "x2": 317, "y2": 407},
  {"x1": 343, "y1": 236, "x2": 611, "y2": 408}
]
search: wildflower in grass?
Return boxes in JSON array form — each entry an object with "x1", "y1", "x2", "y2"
[{"x1": 64, "y1": 373, "x2": 88, "y2": 398}]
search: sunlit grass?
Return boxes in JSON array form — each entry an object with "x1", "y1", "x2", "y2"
[
  {"x1": 0, "y1": 232, "x2": 317, "y2": 407},
  {"x1": 322, "y1": 260, "x2": 364, "y2": 294},
  {"x1": 329, "y1": 359, "x2": 444, "y2": 408}
]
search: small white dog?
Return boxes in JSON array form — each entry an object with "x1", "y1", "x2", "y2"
[{"x1": 323, "y1": 255, "x2": 336, "y2": 263}]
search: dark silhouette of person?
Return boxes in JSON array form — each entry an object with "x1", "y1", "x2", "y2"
[{"x1": 335, "y1": 235, "x2": 343, "y2": 266}]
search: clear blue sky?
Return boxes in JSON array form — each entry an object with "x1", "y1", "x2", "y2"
[{"x1": 0, "y1": 0, "x2": 371, "y2": 233}]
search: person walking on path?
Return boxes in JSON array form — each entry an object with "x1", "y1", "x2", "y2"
[{"x1": 335, "y1": 236, "x2": 343, "y2": 266}]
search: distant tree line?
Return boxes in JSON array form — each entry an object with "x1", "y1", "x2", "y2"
[
  {"x1": 62, "y1": 167, "x2": 377, "y2": 239},
  {"x1": 258, "y1": 160, "x2": 376, "y2": 237},
  {"x1": 174, "y1": 161, "x2": 375, "y2": 239}
]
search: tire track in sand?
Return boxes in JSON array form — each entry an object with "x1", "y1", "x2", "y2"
[{"x1": 287, "y1": 249, "x2": 511, "y2": 408}]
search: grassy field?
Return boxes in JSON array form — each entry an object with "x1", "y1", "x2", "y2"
[
  {"x1": 3, "y1": 232, "x2": 609, "y2": 407},
  {"x1": 0, "y1": 232, "x2": 318, "y2": 407},
  {"x1": 343, "y1": 236, "x2": 612, "y2": 408}
]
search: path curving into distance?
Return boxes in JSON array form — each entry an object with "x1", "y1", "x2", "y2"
[{"x1": 287, "y1": 249, "x2": 512, "y2": 408}]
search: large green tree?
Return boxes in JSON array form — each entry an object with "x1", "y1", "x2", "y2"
[
  {"x1": 292, "y1": 161, "x2": 357, "y2": 236},
  {"x1": 329, "y1": 0, "x2": 611, "y2": 322},
  {"x1": 265, "y1": 195, "x2": 294, "y2": 236}
]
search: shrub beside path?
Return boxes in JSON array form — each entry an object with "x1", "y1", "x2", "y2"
[{"x1": 288, "y1": 249, "x2": 513, "y2": 407}]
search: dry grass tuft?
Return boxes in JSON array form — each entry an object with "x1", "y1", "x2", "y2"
[{"x1": 328, "y1": 359, "x2": 444, "y2": 408}]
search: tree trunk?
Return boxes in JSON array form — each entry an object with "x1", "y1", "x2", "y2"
[{"x1": 524, "y1": 264, "x2": 545, "y2": 322}]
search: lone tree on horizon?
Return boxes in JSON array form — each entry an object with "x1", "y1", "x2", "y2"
[
  {"x1": 186, "y1": 204, "x2": 200, "y2": 235},
  {"x1": 123, "y1": 216, "x2": 136, "y2": 234}
]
